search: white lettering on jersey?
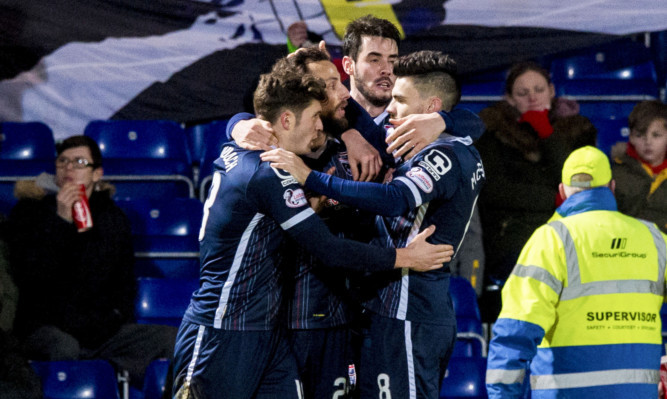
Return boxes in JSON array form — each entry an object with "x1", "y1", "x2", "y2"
[
  {"x1": 220, "y1": 146, "x2": 238, "y2": 171},
  {"x1": 271, "y1": 166, "x2": 298, "y2": 187},
  {"x1": 470, "y1": 161, "x2": 485, "y2": 190},
  {"x1": 418, "y1": 149, "x2": 451, "y2": 181},
  {"x1": 406, "y1": 167, "x2": 434, "y2": 193},
  {"x1": 284, "y1": 188, "x2": 308, "y2": 208}
]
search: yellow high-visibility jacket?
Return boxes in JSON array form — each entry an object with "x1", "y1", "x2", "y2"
[{"x1": 486, "y1": 187, "x2": 667, "y2": 398}]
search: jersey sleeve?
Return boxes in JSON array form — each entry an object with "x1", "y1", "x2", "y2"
[
  {"x1": 305, "y1": 144, "x2": 462, "y2": 216},
  {"x1": 247, "y1": 165, "x2": 396, "y2": 272},
  {"x1": 225, "y1": 112, "x2": 255, "y2": 141},
  {"x1": 444, "y1": 107, "x2": 485, "y2": 142}
]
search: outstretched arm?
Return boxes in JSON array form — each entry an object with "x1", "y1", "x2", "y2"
[
  {"x1": 386, "y1": 108, "x2": 484, "y2": 160},
  {"x1": 261, "y1": 148, "x2": 411, "y2": 217}
]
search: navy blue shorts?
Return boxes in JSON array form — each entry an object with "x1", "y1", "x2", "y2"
[
  {"x1": 172, "y1": 321, "x2": 301, "y2": 399},
  {"x1": 358, "y1": 313, "x2": 456, "y2": 399},
  {"x1": 289, "y1": 326, "x2": 357, "y2": 399}
]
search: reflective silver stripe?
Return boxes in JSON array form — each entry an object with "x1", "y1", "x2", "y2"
[
  {"x1": 512, "y1": 264, "x2": 563, "y2": 296},
  {"x1": 548, "y1": 220, "x2": 665, "y2": 301},
  {"x1": 215, "y1": 213, "x2": 263, "y2": 329},
  {"x1": 280, "y1": 208, "x2": 315, "y2": 230},
  {"x1": 404, "y1": 321, "x2": 417, "y2": 399},
  {"x1": 562, "y1": 279, "x2": 663, "y2": 301},
  {"x1": 397, "y1": 203, "x2": 429, "y2": 320},
  {"x1": 395, "y1": 176, "x2": 423, "y2": 207},
  {"x1": 531, "y1": 369, "x2": 659, "y2": 390},
  {"x1": 184, "y1": 325, "x2": 207, "y2": 390},
  {"x1": 639, "y1": 220, "x2": 667, "y2": 295},
  {"x1": 548, "y1": 221, "x2": 580, "y2": 290},
  {"x1": 486, "y1": 368, "x2": 526, "y2": 385}
]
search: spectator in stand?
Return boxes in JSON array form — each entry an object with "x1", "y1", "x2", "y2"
[
  {"x1": 475, "y1": 61, "x2": 597, "y2": 320},
  {"x1": 0, "y1": 213, "x2": 42, "y2": 399},
  {"x1": 612, "y1": 100, "x2": 667, "y2": 233},
  {"x1": 7, "y1": 135, "x2": 177, "y2": 390}
]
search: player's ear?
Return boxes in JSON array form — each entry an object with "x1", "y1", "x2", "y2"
[
  {"x1": 427, "y1": 97, "x2": 442, "y2": 113},
  {"x1": 280, "y1": 110, "x2": 294, "y2": 130},
  {"x1": 342, "y1": 56, "x2": 354, "y2": 75}
]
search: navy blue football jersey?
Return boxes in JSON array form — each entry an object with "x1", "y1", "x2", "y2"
[
  {"x1": 305, "y1": 136, "x2": 486, "y2": 325},
  {"x1": 183, "y1": 142, "x2": 396, "y2": 331}
]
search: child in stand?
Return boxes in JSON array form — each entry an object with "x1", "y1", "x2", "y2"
[{"x1": 612, "y1": 100, "x2": 667, "y2": 233}]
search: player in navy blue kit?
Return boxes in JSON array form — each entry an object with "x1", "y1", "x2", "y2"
[
  {"x1": 262, "y1": 50, "x2": 485, "y2": 399},
  {"x1": 171, "y1": 57, "x2": 454, "y2": 399}
]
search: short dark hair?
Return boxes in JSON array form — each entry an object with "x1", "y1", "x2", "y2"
[
  {"x1": 342, "y1": 15, "x2": 401, "y2": 61},
  {"x1": 286, "y1": 47, "x2": 330, "y2": 75},
  {"x1": 505, "y1": 61, "x2": 551, "y2": 95},
  {"x1": 393, "y1": 50, "x2": 461, "y2": 111},
  {"x1": 628, "y1": 100, "x2": 667, "y2": 135},
  {"x1": 56, "y1": 135, "x2": 103, "y2": 168},
  {"x1": 254, "y1": 58, "x2": 327, "y2": 123}
]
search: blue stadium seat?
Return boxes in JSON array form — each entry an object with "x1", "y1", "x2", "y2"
[
  {"x1": 31, "y1": 359, "x2": 121, "y2": 399},
  {"x1": 195, "y1": 120, "x2": 229, "y2": 201},
  {"x1": 143, "y1": 358, "x2": 170, "y2": 399},
  {"x1": 588, "y1": 117, "x2": 630, "y2": 158},
  {"x1": 0, "y1": 121, "x2": 56, "y2": 212},
  {"x1": 84, "y1": 120, "x2": 195, "y2": 199},
  {"x1": 459, "y1": 69, "x2": 505, "y2": 114},
  {"x1": 450, "y1": 276, "x2": 486, "y2": 358},
  {"x1": 116, "y1": 198, "x2": 202, "y2": 279},
  {"x1": 550, "y1": 40, "x2": 659, "y2": 120},
  {"x1": 440, "y1": 356, "x2": 487, "y2": 399},
  {"x1": 134, "y1": 277, "x2": 198, "y2": 326}
]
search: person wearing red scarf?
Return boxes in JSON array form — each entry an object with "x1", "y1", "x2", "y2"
[{"x1": 612, "y1": 100, "x2": 667, "y2": 233}]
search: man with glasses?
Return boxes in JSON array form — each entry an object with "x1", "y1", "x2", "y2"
[{"x1": 7, "y1": 135, "x2": 177, "y2": 391}]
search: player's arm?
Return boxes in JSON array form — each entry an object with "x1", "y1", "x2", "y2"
[
  {"x1": 261, "y1": 147, "x2": 458, "y2": 217},
  {"x1": 386, "y1": 108, "x2": 484, "y2": 160},
  {"x1": 247, "y1": 166, "x2": 451, "y2": 271},
  {"x1": 226, "y1": 112, "x2": 277, "y2": 150}
]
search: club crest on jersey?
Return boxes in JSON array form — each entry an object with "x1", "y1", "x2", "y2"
[
  {"x1": 271, "y1": 166, "x2": 298, "y2": 186},
  {"x1": 406, "y1": 167, "x2": 433, "y2": 193},
  {"x1": 418, "y1": 149, "x2": 451, "y2": 181},
  {"x1": 284, "y1": 188, "x2": 308, "y2": 208}
]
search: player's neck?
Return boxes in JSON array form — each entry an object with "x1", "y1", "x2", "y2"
[{"x1": 350, "y1": 88, "x2": 387, "y2": 118}]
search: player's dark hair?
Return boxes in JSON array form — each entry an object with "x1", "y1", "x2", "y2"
[
  {"x1": 56, "y1": 135, "x2": 103, "y2": 168},
  {"x1": 286, "y1": 47, "x2": 330, "y2": 75},
  {"x1": 628, "y1": 100, "x2": 667, "y2": 135},
  {"x1": 505, "y1": 61, "x2": 551, "y2": 95},
  {"x1": 254, "y1": 59, "x2": 327, "y2": 123},
  {"x1": 393, "y1": 50, "x2": 461, "y2": 111},
  {"x1": 342, "y1": 15, "x2": 401, "y2": 61}
]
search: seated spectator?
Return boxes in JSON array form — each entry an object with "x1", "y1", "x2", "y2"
[
  {"x1": 612, "y1": 100, "x2": 667, "y2": 233},
  {"x1": 7, "y1": 135, "x2": 177, "y2": 389},
  {"x1": 475, "y1": 61, "x2": 597, "y2": 320},
  {"x1": 0, "y1": 213, "x2": 42, "y2": 399}
]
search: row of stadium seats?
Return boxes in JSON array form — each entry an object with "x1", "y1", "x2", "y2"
[
  {"x1": 31, "y1": 277, "x2": 487, "y2": 399},
  {"x1": 31, "y1": 357, "x2": 168, "y2": 399},
  {"x1": 460, "y1": 39, "x2": 662, "y2": 115}
]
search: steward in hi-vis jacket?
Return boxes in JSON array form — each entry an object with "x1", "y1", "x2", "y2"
[{"x1": 486, "y1": 146, "x2": 667, "y2": 398}]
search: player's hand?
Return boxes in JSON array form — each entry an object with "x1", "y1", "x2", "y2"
[
  {"x1": 386, "y1": 113, "x2": 446, "y2": 160},
  {"x1": 260, "y1": 148, "x2": 312, "y2": 184},
  {"x1": 395, "y1": 225, "x2": 453, "y2": 271},
  {"x1": 341, "y1": 129, "x2": 382, "y2": 182},
  {"x1": 232, "y1": 118, "x2": 277, "y2": 151},
  {"x1": 56, "y1": 183, "x2": 81, "y2": 222}
]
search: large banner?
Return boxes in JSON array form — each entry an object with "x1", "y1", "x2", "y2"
[{"x1": 0, "y1": 0, "x2": 665, "y2": 140}]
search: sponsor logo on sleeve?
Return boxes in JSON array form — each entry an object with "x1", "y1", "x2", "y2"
[
  {"x1": 283, "y1": 188, "x2": 308, "y2": 208},
  {"x1": 406, "y1": 167, "x2": 433, "y2": 193},
  {"x1": 418, "y1": 149, "x2": 451, "y2": 181},
  {"x1": 271, "y1": 166, "x2": 298, "y2": 187}
]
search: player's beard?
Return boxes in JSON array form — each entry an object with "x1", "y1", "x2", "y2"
[
  {"x1": 321, "y1": 110, "x2": 349, "y2": 138},
  {"x1": 354, "y1": 73, "x2": 392, "y2": 108}
]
